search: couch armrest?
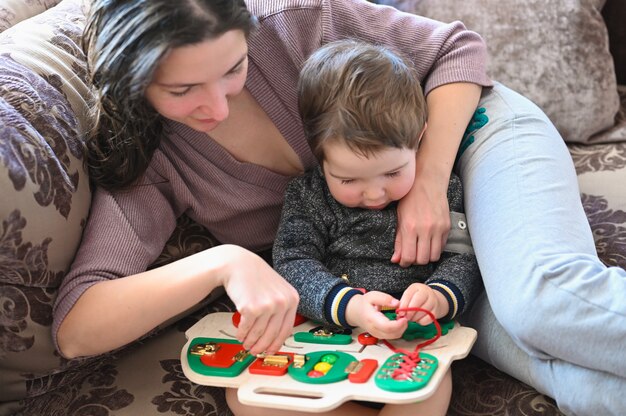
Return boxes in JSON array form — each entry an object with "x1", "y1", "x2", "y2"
[
  {"x1": 0, "y1": 0, "x2": 63, "y2": 33},
  {"x1": 0, "y1": 0, "x2": 92, "y2": 403}
]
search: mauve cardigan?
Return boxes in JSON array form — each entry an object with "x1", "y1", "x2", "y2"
[{"x1": 53, "y1": 0, "x2": 492, "y2": 349}]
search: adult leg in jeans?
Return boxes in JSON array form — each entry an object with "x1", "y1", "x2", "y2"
[
  {"x1": 462, "y1": 292, "x2": 625, "y2": 415},
  {"x1": 456, "y1": 83, "x2": 626, "y2": 415}
]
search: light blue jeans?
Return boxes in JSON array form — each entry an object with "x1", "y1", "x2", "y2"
[{"x1": 456, "y1": 83, "x2": 626, "y2": 415}]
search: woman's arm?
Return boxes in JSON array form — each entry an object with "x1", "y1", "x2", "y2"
[
  {"x1": 57, "y1": 244, "x2": 299, "y2": 358},
  {"x1": 394, "y1": 82, "x2": 482, "y2": 266}
]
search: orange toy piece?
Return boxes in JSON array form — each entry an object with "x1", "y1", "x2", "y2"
[
  {"x1": 249, "y1": 353, "x2": 295, "y2": 376},
  {"x1": 348, "y1": 359, "x2": 378, "y2": 383}
]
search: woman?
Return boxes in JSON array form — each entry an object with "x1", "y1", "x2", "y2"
[{"x1": 52, "y1": 0, "x2": 625, "y2": 415}]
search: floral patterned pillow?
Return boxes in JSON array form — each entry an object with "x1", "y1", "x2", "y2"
[
  {"x1": 0, "y1": 0, "x2": 62, "y2": 33},
  {"x1": 0, "y1": 3, "x2": 228, "y2": 412},
  {"x1": 0, "y1": 0, "x2": 92, "y2": 404},
  {"x1": 380, "y1": 0, "x2": 621, "y2": 144}
]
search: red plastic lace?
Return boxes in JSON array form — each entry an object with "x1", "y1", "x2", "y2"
[{"x1": 381, "y1": 307, "x2": 441, "y2": 381}]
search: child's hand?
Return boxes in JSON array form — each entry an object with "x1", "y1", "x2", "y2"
[
  {"x1": 345, "y1": 291, "x2": 407, "y2": 339},
  {"x1": 398, "y1": 283, "x2": 448, "y2": 325}
]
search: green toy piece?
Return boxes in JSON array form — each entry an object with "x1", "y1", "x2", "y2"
[
  {"x1": 294, "y1": 326, "x2": 353, "y2": 345},
  {"x1": 187, "y1": 337, "x2": 255, "y2": 377},
  {"x1": 383, "y1": 312, "x2": 455, "y2": 341},
  {"x1": 375, "y1": 352, "x2": 438, "y2": 392},
  {"x1": 288, "y1": 350, "x2": 357, "y2": 384}
]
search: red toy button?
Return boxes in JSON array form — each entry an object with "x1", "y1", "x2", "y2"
[
  {"x1": 358, "y1": 332, "x2": 379, "y2": 346},
  {"x1": 232, "y1": 311, "x2": 307, "y2": 328}
]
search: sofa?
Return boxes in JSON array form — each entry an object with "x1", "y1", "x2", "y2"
[{"x1": 0, "y1": 0, "x2": 624, "y2": 415}]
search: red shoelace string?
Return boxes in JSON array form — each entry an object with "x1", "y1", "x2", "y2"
[{"x1": 380, "y1": 307, "x2": 441, "y2": 380}]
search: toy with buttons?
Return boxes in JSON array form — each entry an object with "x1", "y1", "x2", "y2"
[{"x1": 181, "y1": 311, "x2": 476, "y2": 412}]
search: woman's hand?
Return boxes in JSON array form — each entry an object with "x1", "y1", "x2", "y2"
[
  {"x1": 345, "y1": 291, "x2": 406, "y2": 339},
  {"x1": 219, "y1": 245, "x2": 299, "y2": 355},
  {"x1": 393, "y1": 82, "x2": 482, "y2": 267},
  {"x1": 393, "y1": 165, "x2": 450, "y2": 266}
]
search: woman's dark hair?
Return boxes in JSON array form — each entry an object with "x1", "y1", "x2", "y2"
[{"x1": 83, "y1": 0, "x2": 255, "y2": 190}]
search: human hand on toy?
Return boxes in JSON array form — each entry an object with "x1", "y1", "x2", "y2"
[
  {"x1": 219, "y1": 245, "x2": 299, "y2": 355},
  {"x1": 345, "y1": 291, "x2": 407, "y2": 339},
  {"x1": 398, "y1": 283, "x2": 448, "y2": 325}
]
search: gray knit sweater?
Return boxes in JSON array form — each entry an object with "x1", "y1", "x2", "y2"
[{"x1": 273, "y1": 167, "x2": 482, "y2": 328}]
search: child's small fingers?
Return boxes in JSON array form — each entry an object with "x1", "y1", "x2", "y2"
[
  {"x1": 418, "y1": 314, "x2": 434, "y2": 326},
  {"x1": 403, "y1": 297, "x2": 424, "y2": 321},
  {"x1": 410, "y1": 311, "x2": 427, "y2": 323},
  {"x1": 373, "y1": 316, "x2": 407, "y2": 339},
  {"x1": 402, "y1": 310, "x2": 416, "y2": 321}
]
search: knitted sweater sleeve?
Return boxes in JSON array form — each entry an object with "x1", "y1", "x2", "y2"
[
  {"x1": 425, "y1": 173, "x2": 483, "y2": 320},
  {"x1": 273, "y1": 173, "x2": 358, "y2": 327}
]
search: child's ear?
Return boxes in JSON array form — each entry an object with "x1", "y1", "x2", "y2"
[
  {"x1": 416, "y1": 122, "x2": 427, "y2": 147},
  {"x1": 418, "y1": 122, "x2": 427, "y2": 141}
]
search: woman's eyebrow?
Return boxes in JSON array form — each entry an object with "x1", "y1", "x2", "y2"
[{"x1": 155, "y1": 55, "x2": 247, "y2": 88}]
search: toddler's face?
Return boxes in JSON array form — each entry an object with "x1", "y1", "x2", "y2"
[{"x1": 322, "y1": 141, "x2": 416, "y2": 210}]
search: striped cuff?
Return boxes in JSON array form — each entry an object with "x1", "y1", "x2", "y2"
[
  {"x1": 428, "y1": 281, "x2": 465, "y2": 321},
  {"x1": 324, "y1": 284, "x2": 362, "y2": 328}
]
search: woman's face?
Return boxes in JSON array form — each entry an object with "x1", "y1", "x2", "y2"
[{"x1": 145, "y1": 30, "x2": 248, "y2": 133}]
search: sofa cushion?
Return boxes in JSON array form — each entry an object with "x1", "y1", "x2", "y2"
[
  {"x1": 603, "y1": 0, "x2": 626, "y2": 85},
  {"x1": 380, "y1": 0, "x2": 621, "y2": 144},
  {"x1": 0, "y1": 1, "x2": 227, "y2": 412},
  {"x1": 569, "y1": 88, "x2": 626, "y2": 268},
  {"x1": 0, "y1": 0, "x2": 62, "y2": 33},
  {"x1": 11, "y1": 293, "x2": 234, "y2": 416},
  {"x1": 570, "y1": 142, "x2": 626, "y2": 268},
  {"x1": 0, "y1": 0, "x2": 92, "y2": 405}
]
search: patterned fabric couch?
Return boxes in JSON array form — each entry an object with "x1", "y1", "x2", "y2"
[{"x1": 0, "y1": 0, "x2": 624, "y2": 415}]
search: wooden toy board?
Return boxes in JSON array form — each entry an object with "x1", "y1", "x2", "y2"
[{"x1": 181, "y1": 312, "x2": 477, "y2": 413}]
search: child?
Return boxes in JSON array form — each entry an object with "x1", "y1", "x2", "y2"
[{"x1": 272, "y1": 39, "x2": 482, "y2": 416}]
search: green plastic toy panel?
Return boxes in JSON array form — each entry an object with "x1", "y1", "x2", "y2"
[
  {"x1": 375, "y1": 352, "x2": 438, "y2": 392},
  {"x1": 294, "y1": 331, "x2": 352, "y2": 345},
  {"x1": 288, "y1": 350, "x2": 357, "y2": 384},
  {"x1": 187, "y1": 337, "x2": 255, "y2": 377},
  {"x1": 383, "y1": 313, "x2": 455, "y2": 340}
]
